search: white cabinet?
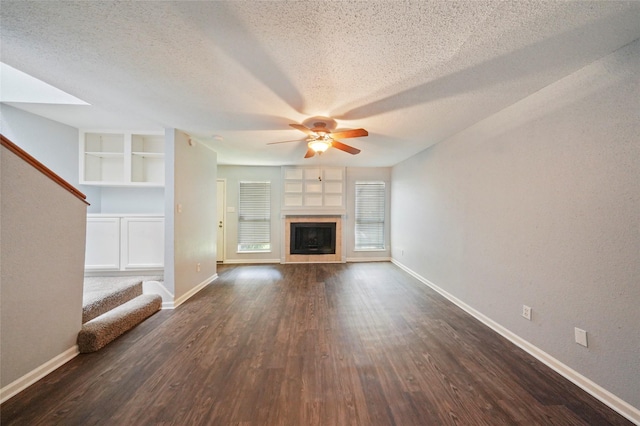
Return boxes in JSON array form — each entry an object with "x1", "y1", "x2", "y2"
[
  {"x1": 80, "y1": 131, "x2": 164, "y2": 186},
  {"x1": 120, "y1": 217, "x2": 164, "y2": 269},
  {"x1": 85, "y1": 217, "x2": 121, "y2": 270},
  {"x1": 85, "y1": 215, "x2": 164, "y2": 271}
]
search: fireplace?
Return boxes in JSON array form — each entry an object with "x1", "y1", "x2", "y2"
[
  {"x1": 284, "y1": 215, "x2": 343, "y2": 263},
  {"x1": 290, "y1": 222, "x2": 336, "y2": 255}
]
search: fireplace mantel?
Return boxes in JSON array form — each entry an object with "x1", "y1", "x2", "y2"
[{"x1": 281, "y1": 209, "x2": 346, "y2": 217}]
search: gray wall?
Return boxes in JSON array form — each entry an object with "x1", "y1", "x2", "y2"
[
  {"x1": 164, "y1": 131, "x2": 217, "y2": 301},
  {"x1": 99, "y1": 187, "x2": 164, "y2": 214},
  {"x1": 217, "y1": 166, "x2": 282, "y2": 263},
  {"x1": 0, "y1": 104, "x2": 165, "y2": 214},
  {"x1": 390, "y1": 40, "x2": 639, "y2": 408},
  {"x1": 0, "y1": 104, "x2": 102, "y2": 212},
  {"x1": 217, "y1": 166, "x2": 391, "y2": 263},
  {"x1": 1, "y1": 144, "x2": 86, "y2": 388}
]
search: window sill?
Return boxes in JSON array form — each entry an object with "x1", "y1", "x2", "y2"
[{"x1": 353, "y1": 248, "x2": 386, "y2": 252}]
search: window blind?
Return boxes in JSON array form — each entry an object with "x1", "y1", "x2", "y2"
[
  {"x1": 238, "y1": 181, "x2": 271, "y2": 252},
  {"x1": 355, "y1": 181, "x2": 385, "y2": 250}
]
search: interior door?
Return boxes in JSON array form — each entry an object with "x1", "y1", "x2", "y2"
[{"x1": 216, "y1": 179, "x2": 225, "y2": 262}]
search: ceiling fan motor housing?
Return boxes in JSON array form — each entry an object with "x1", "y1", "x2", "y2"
[{"x1": 312, "y1": 122, "x2": 330, "y2": 135}]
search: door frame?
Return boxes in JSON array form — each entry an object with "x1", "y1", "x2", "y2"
[{"x1": 216, "y1": 179, "x2": 226, "y2": 263}]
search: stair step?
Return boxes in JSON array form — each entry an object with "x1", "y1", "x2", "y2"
[
  {"x1": 77, "y1": 294, "x2": 162, "y2": 353},
  {"x1": 82, "y1": 277, "x2": 144, "y2": 323}
]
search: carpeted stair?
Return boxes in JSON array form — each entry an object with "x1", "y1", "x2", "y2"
[
  {"x1": 78, "y1": 277, "x2": 162, "y2": 353},
  {"x1": 82, "y1": 277, "x2": 145, "y2": 323}
]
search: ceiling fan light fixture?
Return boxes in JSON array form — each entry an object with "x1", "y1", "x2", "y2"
[
  {"x1": 284, "y1": 121, "x2": 367, "y2": 158},
  {"x1": 308, "y1": 140, "x2": 331, "y2": 153}
]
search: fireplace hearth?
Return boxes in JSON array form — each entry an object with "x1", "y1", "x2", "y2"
[{"x1": 290, "y1": 222, "x2": 336, "y2": 255}]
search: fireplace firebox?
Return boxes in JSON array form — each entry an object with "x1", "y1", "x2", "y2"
[{"x1": 290, "y1": 222, "x2": 336, "y2": 255}]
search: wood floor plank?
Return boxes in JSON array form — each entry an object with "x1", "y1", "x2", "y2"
[{"x1": 1, "y1": 263, "x2": 633, "y2": 425}]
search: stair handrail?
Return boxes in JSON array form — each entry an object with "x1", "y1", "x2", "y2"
[{"x1": 1, "y1": 134, "x2": 89, "y2": 205}]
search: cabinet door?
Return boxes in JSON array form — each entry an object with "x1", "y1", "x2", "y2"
[
  {"x1": 121, "y1": 218, "x2": 164, "y2": 269},
  {"x1": 85, "y1": 218, "x2": 121, "y2": 270}
]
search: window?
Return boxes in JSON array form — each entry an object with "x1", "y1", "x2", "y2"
[
  {"x1": 238, "y1": 181, "x2": 271, "y2": 252},
  {"x1": 355, "y1": 181, "x2": 385, "y2": 250}
]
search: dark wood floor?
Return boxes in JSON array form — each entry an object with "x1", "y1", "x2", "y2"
[{"x1": 1, "y1": 263, "x2": 631, "y2": 425}]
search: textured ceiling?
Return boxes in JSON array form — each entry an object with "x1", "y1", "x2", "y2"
[{"x1": 1, "y1": 1, "x2": 639, "y2": 166}]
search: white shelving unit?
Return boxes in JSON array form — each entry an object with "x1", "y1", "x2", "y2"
[
  {"x1": 282, "y1": 166, "x2": 345, "y2": 211},
  {"x1": 82, "y1": 132, "x2": 125, "y2": 184},
  {"x1": 80, "y1": 131, "x2": 164, "y2": 186},
  {"x1": 131, "y1": 133, "x2": 165, "y2": 184}
]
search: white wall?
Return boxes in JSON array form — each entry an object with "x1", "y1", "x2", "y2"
[
  {"x1": 1, "y1": 144, "x2": 86, "y2": 389},
  {"x1": 164, "y1": 131, "x2": 217, "y2": 303},
  {"x1": 391, "y1": 40, "x2": 639, "y2": 410},
  {"x1": 0, "y1": 104, "x2": 102, "y2": 212}
]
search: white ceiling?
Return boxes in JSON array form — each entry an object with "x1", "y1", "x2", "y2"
[{"x1": 1, "y1": 1, "x2": 639, "y2": 167}]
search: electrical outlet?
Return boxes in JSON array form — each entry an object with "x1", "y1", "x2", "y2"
[
  {"x1": 522, "y1": 305, "x2": 532, "y2": 320},
  {"x1": 196, "y1": 263, "x2": 201, "y2": 272},
  {"x1": 575, "y1": 328, "x2": 588, "y2": 347}
]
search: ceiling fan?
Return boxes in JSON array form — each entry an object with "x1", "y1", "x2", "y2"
[{"x1": 268, "y1": 121, "x2": 368, "y2": 158}]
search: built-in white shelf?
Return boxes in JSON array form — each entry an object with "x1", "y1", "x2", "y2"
[
  {"x1": 80, "y1": 130, "x2": 165, "y2": 186},
  {"x1": 131, "y1": 152, "x2": 164, "y2": 158},
  {"x1": 85, "y1": 152, "x2": 125, "y2": 158},
  {"x1": 282, "y1": 166, "x2": 346, "y2": 212}
]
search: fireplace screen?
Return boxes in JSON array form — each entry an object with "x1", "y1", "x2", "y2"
[{"x1": 290, "y1": 222, "x2": 336, "y2": 255}]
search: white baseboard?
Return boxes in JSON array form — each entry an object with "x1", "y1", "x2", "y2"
[
  {"x1": 0, "y1": 345, "x2": 79, "y2": 404},
  {"x1": 346, "y1": 256, "x2": 391, "y2": 262},
  {"x1": 172, "y1": 273, "x2": 218, "y2": 309},
  {"x1": 391, "y1": 258, "x2": 640, "y2": 425},
  {"x1": 142, "y1": 280, "x2": 174, "y2": 309},
  {"x1": 223, "y1": 258, "x2": 393, "y2": 264}
]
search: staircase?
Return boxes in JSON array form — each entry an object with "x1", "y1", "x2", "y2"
[{"x1": 78, "y1": 277, "x2": 162, "y2": 353}]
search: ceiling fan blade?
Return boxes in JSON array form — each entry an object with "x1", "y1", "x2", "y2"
[
  {"x1": 290, "y1": 123, "x2": 315, "y2": 135},
  {"x1": 331, "y1": 140, "x2": 361, "y2": 155},
  {"x1": 304, "y1": 147, "x2": 316, "y2": 158},
  {"x1": 330, "y1": 128, "x2": 368, "y2": 139},
  {"x1": 267, "y1": 139, "x2": 303, "y2": 145}
]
